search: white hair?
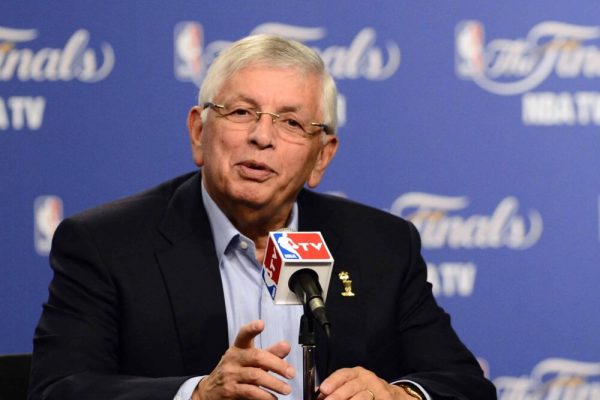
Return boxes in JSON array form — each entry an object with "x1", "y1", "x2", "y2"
[{"x1": 198, "y1": 34, "x2": 338, "y2": 135}]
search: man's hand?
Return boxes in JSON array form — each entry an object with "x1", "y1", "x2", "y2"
[
  {"x1": 318, "y1": 367, "x2": 414, "y2": 400},
  {"x1": 192, "y1": 320, "x2": 295, "y2": 400}
]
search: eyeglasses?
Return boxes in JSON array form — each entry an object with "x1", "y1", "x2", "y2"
[{"x1": 203, "y1": 102, "x2": 331, "y2": 139}]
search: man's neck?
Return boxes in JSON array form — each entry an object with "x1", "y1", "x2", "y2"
[{"x1": 201, "y1": 179, "x2": 296, "y2": 261}]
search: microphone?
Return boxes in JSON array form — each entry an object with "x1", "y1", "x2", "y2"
[
  {"x1": 262, "y1": 231, "x2": 334, "y2": 335},
  {"x1": 289, "y1": 268, "x2": 331, "y2": 336}
]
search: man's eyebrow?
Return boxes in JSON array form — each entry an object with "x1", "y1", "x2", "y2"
[
  {"x1": 225, "y1": 95, "x2": 259, "y2": 106},
  {"x1": 224, "y1": 95, "x2": 304, "y2": 114},
  {"x1": 278, "y1": 105, "x2": 302, "y2": 114}
]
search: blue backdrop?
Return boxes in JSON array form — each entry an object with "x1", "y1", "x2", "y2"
[{"x1": 2, "y1": 1, "x2": 600, "y2": 398}]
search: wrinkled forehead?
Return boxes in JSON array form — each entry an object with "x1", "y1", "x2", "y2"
[
  {"x1": 215, "y1": 65, "x2": 323, "y2": 112},
  {"x1": 220, "y1": 62, "x2": 320, "y2": 90}
]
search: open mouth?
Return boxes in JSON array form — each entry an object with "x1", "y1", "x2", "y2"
[
  {"x1": 242, "y1": 160, "x2": 272, "y2": 171},
  {"x1": 237, "y1": 160, "x2": 275, "y2": 180}
]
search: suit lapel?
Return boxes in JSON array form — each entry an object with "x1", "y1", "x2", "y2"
[
  {"x1": 156, "y1": 173, "x2": 229, "y2": 374},
  {"x1": 298, "y1": 190, "x2": 367, "y2": 378}
]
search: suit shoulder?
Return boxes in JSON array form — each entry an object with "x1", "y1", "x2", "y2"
[
  {"x1": 68, "y1": 172, "x2": 195, "y2": 226},
  {"x1": 55, "y1": 172, "x2": 198, "y2": 255},
  {"x1": 300, "y1": 189, "x2": 413, "y2": 232}
]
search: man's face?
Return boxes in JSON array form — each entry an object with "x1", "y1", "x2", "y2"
[{"x1": 188, "y1": 66, "x2": 338, "y2": 217}]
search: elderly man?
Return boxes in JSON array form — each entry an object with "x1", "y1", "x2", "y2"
[{"x1": 29, "y1": 35, "x2": 496, "y2": 400}]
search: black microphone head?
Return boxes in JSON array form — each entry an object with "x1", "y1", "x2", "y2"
[
  {"x1": 289, "y1": 268, "x2": 331, "y2": 338},
  {"x1": 288, "y1": 268, "x2": 321, "y2": 298}
]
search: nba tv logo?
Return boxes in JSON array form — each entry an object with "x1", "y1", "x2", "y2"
[
  {"x1": 273, "y1": 232, "x2": 329, "y2": 261},
  {"x1": 34, "y1": 195, "x2": 63, "y2": 256}
]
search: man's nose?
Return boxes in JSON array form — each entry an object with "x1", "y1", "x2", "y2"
[{"x1": 248, "y1": 112, "x2": 277, "y2": 148}]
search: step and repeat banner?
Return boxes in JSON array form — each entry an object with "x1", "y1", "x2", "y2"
[{"x1": 2, "y1": 1, "x2": 599, "y2": 398}]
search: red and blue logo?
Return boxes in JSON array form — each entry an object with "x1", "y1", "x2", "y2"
[
  {"x1": 262, "y1": 232, "x2": 332, "y2": 300},
  {"x1": 273, "y1": 232, "x2": 330, "y2": 260}
]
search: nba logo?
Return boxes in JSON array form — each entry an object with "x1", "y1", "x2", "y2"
[
  {"x1": 455, "y1": 20, "x2": 485, "y2": 79},
  {"x1": 174, "y1": 22, "x2": 204, "y2": 84},
  {"x1": 34, "y1": 195, "x2": 63, "y2": 256},
  {"x1": 273, "y1": 232, "x2": 300, "y2": 260}
]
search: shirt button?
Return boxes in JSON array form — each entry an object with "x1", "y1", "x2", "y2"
[{"x1": 240, "y1": 241, "x2": 249, "y2": 250}]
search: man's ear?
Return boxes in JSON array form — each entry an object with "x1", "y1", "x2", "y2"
[
  {"x1": 187, "y1": 106, "x2": 204, "y2": 167},
  {"x1": 307, "y1": 135, "x2": 339, "y2": 188}
]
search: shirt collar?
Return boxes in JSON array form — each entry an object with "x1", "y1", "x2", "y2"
[{"x1": 200, "y1": 177, "x2": 299, "y2": 261}]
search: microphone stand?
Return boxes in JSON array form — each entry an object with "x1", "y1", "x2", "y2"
[{"x1": 299, "y1": 304, "x2": 317, "y2": 400}]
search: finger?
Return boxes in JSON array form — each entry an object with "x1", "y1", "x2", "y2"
[
  {"x1": 319, "y1": 367, "x2": 356, "y2": 395},
  {"x1": 233, "y1": 320, "x2": 265, "y2": 349},
  {"x1": 238, "y1": 347, "x2": 295, "y2": 380},
  {"x1": 361, "y1": 389, "x2": 377, "y2": 400},
  {"x1": 323, "y1": 376, "x2": 365, "y2": 400},
  {"x1": 233, "y1": 383, "x2": 279, "y2": 400},
  {"x1": 198, "y1": 353, "x2": 290, "y2": 400},
  {"x1": 264, "y1": 340, "x2": 292, "y2": 359},
  {"x1": 320, "y1": 367, "x2": 382, "y2": 400},
  {"x1": 239, "y1": 367, "x2": 292, "y2": 395}
]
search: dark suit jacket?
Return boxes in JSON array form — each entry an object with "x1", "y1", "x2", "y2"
[{"x1": 29, "y1": 172, "x2": 496, "y2": 400}]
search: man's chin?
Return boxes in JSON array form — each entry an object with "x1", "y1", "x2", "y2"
[
  {"x1": 225, "y1": 182, "x2": 298, "y2": 213},
  {"x1": 228, "y1": 189, "x2": 274, "y2": 210}
]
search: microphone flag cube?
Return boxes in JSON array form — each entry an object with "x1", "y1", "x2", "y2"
[{"x1": 261, "y1": 231, "x2": 334, "y2": 305}]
